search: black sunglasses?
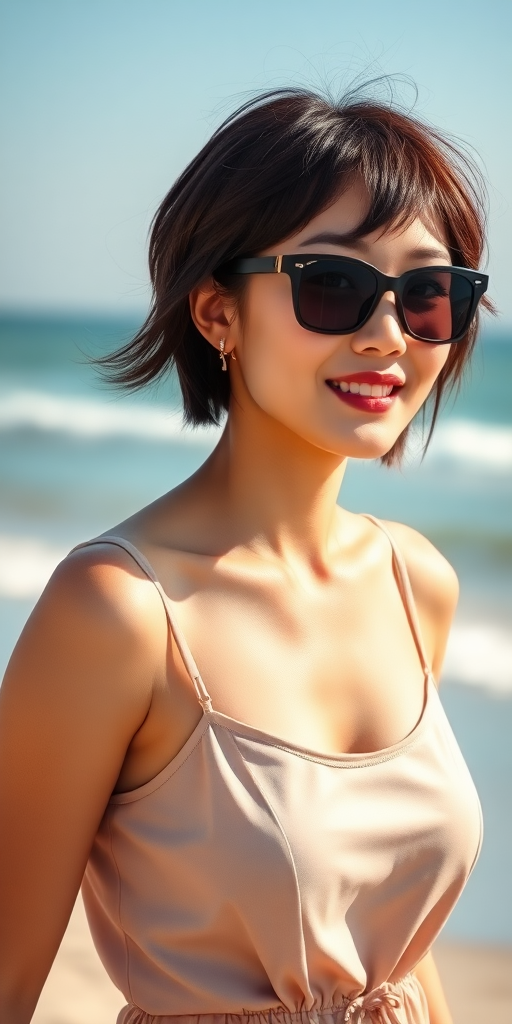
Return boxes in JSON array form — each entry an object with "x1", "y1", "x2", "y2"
[{"x1": 219, "y1": 254, "x2": 488, "y2": 344}]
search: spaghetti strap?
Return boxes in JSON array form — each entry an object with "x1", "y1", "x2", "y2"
[
  {"x1": 70, "y1": 535, "x2": 213, "y2": 712},
  {"x1": 361, "y1": 515, "x2": 432, "y2": 679}
]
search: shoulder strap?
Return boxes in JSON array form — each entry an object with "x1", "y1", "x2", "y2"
[
  {"x1": 70, "y1": 535, "x2": 213, "y2": 712},
  {"x1": 361, "y1": 515, "x2": 432, "y2": 679}
]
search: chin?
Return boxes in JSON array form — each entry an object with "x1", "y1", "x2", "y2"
[{"x1": 321, "y1": 424, "x2": 403, "y2": 462}]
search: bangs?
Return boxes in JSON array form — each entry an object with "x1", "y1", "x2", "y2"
[
  {"x1": 333, "y1": 125, "x2": 441, "y2": 245},
  {"x1": 274, "y1": 98, "x2": 486, "y2": 270},
  {"x1": 205, "y1": 93, "x2": 486, "y2": 280}
]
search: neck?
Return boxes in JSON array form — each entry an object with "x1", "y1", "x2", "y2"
[{"x1": 194, "y1": 402, "x2": 348, "y2": 573}]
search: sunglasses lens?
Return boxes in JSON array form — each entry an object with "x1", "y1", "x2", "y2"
[
  {"x1": 298, "y1": 263, "x2": 378, "y2": 332},
  {"x1": 402, "y1": 271, "x2": 473, "y2": 342}
]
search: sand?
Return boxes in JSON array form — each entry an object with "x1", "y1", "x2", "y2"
[{"x1": 31, "y1": 894, "x2": 512, "y2": 1024}]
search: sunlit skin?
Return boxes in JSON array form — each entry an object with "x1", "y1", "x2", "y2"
[{"x1": 0, "y1": 183, "x2": 456, "y2": 1023}]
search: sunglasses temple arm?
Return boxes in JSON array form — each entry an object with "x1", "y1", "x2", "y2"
[{"x1": 223, "y1": 257, "x2": 280, "y2": 275}]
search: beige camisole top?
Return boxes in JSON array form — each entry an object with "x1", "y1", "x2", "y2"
[{"x1": 78, "y1": 517, "x2": 482, "y2": 1024}]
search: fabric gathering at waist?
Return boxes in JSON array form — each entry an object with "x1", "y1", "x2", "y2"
[{"x1": 117, "y1": 973, "x2": 426, "y2": 1024}]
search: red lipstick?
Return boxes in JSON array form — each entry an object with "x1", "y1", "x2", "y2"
[{"x1": 326, "y1": 371, "x2": 404, "y2": 413}]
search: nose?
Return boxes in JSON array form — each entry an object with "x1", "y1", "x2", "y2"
[{"x1": 350, "y1": 292, "x2": 407, "y2": 357}]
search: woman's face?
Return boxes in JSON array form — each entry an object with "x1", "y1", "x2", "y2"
[{"x1": 228, "y1": 180, "x2": 453, "y2": 460}]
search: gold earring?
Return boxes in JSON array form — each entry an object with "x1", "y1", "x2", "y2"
[
  {"x1": 219, "y1": 338, "x2": 227, "y2": 372},
  {"x1": 230, "y1": 347, "x2": 237, "y2": 361}
]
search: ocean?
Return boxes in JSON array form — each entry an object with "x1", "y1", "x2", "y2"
[{"x1": 0, "y1": 313, "x2": 511, "y2": 944}]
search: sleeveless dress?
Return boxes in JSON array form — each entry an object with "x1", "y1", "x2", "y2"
[{"x1": 75, "y1": 517, "x2": 482, "y2": 1024}]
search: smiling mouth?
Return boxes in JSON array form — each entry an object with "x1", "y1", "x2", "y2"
[{"x1": 326, "y1": 376, "x2": 404, "y2": 410}]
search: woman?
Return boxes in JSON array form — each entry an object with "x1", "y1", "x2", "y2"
[{"x1": 0, "y1": 89, "x2": 491, "y2": 1024}]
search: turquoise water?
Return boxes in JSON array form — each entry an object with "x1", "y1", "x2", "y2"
[{"x1": 0, "y1": 313, "x2": 511, "y2": 943}]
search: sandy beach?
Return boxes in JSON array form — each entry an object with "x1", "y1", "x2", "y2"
[{"x1": 31, "y1": 893, "x2": 512, "y2": 1024}]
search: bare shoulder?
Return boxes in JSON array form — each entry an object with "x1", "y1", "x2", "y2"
[
  {"x1": 380, "y1": 520, "x2": 459, "y2": 681},
  {"x1": 48, "y1": 540, "x2": 165, "y2": 638},
  {"x1": 382, "y1": 521, "x2": 458, "y2": 609},
  {"x1": 3, "y1": 540, "x2": 168, "y2": 733},
  {"x1": 382, "y1": 520, "x2": 459, "y2": 599}
]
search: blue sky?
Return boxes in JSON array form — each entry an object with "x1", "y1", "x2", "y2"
[{"x1": 1, "y1": 0, "x2": 510, "y2": 323}]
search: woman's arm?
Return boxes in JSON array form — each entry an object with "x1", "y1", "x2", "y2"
[
  {"x1": 0, "y1": 548, "x2": 161, "y2": 1024},
  {"x1": 414, "y1": 951, "x2": 453, "y2": 1024}
]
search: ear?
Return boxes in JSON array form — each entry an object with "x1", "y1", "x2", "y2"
[{"x1": 189, "y1": 279, "x2": 237, "y2": 355}]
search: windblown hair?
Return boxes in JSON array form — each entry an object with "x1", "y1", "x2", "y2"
[{"x1": 97, "y1": 87, "x2": 492, "y2": 464}]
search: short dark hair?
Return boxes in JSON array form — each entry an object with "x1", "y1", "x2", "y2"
[{"x1": 97, "y1": 87, "x2": 493, "y2": 464}]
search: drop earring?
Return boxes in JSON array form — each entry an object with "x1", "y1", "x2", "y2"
[{"x1": 219, "y1": 338, "x2": 227, "y2": 372}]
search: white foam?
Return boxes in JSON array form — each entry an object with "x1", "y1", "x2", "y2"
[
  {"x1": 1, "y1": 390, "x2": 511, "y2": 471},
  {"x1": 443, "y1": 622, "x2": 512, "y2": 695},
  {"x1": 0, "y1": 535, "x2": 68, "y2": 598},
  {"x1": 423, "y1": 419, "x2": 512, "y2": 472},
  {"x1": 0, "y1": 389, "x2": 221, "y2": 444},
  {"x1": 1, "y1": 391, "x2": 511, "y2": 470}
]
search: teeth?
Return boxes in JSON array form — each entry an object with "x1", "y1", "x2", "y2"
[
  {"x1": 371, "y1": 384, "x2": 394, "y2": 397},
  {"x1": 331, "y1": 380, "x2": 396, "y2": 396}
]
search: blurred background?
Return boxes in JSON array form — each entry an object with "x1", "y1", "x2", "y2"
[{"x1": 1, "y1": 1, "x2": 511, "y2": 1021}]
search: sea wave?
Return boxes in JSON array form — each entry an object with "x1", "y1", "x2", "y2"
[
  {"x1": 1, "y1": 533, "x2": 511, "y2": 694},
  {"x1": 1, "y1": 389, "x2": 511, "y2": 470},
  {"x1": 443, "y1": 623, "x2": 512, "y2": 696},
  {"x1": 1, "y1": 389, "x2": 511, "y2": 469},
  {"x1": 0, "y1": 535, "x2": 68, "y2": 598},
  {"x1": 0, "y1": 389, "x2": 220, "y2": 443},
  {"x1": 423, "y1": 419, "x2": 512, "y2": 471}
]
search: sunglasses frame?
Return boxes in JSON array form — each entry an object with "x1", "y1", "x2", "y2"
[{"x1": 220, "y1": 254, "x2": 488, "y2": 343}]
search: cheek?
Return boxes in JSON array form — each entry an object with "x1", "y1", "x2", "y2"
[
  {"x1": 406, "y1": 342, "x2": 452, "y2": 412},
  {"x1": 237, "y1": 277, "x2": 329, "y2": 416}
]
